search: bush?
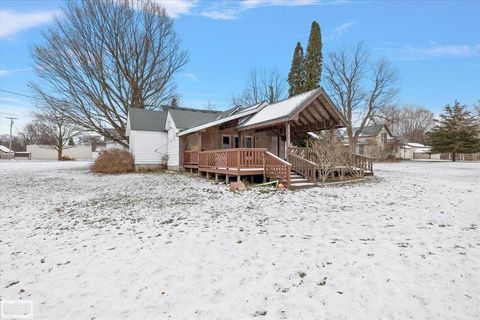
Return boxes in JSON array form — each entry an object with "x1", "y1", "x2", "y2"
[
  {"x1": 60, "y1": 155, "x2": 75, "y2": 161},
  {"x1": 91, "y1": 149, "x2": 134, "y2": 174}
]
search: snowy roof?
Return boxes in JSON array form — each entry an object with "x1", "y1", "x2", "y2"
[
  {"x1": 178, "y1": 102, "x2": 268, "y2": 136},
  {"x1": 0, "y1": 145, "x2": 13, "y2": 153},
  {"x1": 406, "y1": 142, "x2": 427, "y2": 148},
  {"x1": 237, "y1": 89, "x2": 322, "y2": 129}
]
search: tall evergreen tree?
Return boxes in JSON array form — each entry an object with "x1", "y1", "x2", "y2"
[
  {"x1": 287, "y1": 42, "x2": 304, "y2": 97},
  {"x1": 427, "y1": 101, "x2": 480, "y2": 161},
  {"x1": 304, "y1": 21, "x2": 323, "y2": 91}
]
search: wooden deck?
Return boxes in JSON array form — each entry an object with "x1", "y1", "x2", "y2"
[
  {"x1": 183, "y1": 147, "x2": 373, "y2": 188},
  {"x1": 184, "y1": 148, "x2": 291, "y2": 186}
]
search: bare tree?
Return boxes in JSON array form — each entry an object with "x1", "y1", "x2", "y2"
[
  {"x1": 232, "y1": 68, "x2": 287, "y2": 107},
  {"x1": 33, "y1": 101, "x2": 82, "y2": 160},
  {"x1": 324, "y1": 43, "x2": 399, "y2": 151},
  {"x1": 32, "y1": 0, "x2": 188, "y2": 147},
  {"x1": 377, "y1": 104, "x2": 434, "y2": 143},
  {"x1": 0, "y1": 134, "x2": 23, "y2": 152}
]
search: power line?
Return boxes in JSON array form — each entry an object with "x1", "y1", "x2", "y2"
[
  {"x1": 6, "y1": 117, "x2": 18, "y2": 159},
  {"x1": 0, "y1": 112, "x2": 25, "y2": 117},
  {"x1": 0, "y1": 89, "x2": 35, "y2": 99}
]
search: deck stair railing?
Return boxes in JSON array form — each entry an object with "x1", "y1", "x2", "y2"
[
  {"x1": 287, "y1": 153, "x2": 318, "y2": 183},
  {"x1": 264, "y1": 151, "x2": 291, "y2": 187}
]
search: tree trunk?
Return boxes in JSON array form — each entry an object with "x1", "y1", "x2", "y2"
[
  {"x1": 57, "y1": 147, "x2": 63, "y2": 161},
  {"x1": 452, "y1": 152, "x2": 456, "y2": 162}
]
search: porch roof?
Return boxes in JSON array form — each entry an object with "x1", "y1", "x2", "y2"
[
  {"x1": 236, "y1": 87, "x2": 346, "y2": 133},
  {"x1": 177, "y1": 101, "x2": 268, "y2": 136}
]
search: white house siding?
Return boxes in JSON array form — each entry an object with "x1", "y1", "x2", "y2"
[
  {"x1": 129, "y1": 130, "x2": 168, "y2": 168},
  {"x1": 165, "y1": 113, "x2": 180, "y2": 170},
  {"x1": 27, "y1": 145, "x2": 92, "y2": 160}
]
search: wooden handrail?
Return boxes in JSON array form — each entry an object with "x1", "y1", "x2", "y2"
[
  {"x1": 264, "y1": 151, "x2": 291, "y2": 187},
  {"x1": 288, "y1": 153, "x2": 318, "y2": 183},
  {"x1": 288, "y1": 146, "x2": 320, "y2": 164}
]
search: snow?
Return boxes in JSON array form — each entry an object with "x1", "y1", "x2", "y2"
[
  {"x1": 239, "y1": 88, "x2": 320, "y2": 128},
  {"x1": 0, "y1": 145, "x2": 13, "y2": 153},
  {"x1": 1, "y1": 160, "x2": 479, "y2": 319}
]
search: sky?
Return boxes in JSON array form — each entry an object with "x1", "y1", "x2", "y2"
[{"x1": 0, "y1": 0, "x2": 479, "y2": 135}]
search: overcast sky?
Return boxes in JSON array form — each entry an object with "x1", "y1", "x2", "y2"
[{"x1": 1, "y1": 0, "x2": 479, "y2": 134}]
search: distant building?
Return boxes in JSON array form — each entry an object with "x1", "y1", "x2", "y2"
[
  {"x1": 350, "y1": 124, "x2": 398, "y2": 157},
  {"x1": 397, "y1": 143, "x2": 432, "y2": 160},
  {"x1": 0, "y1": 145, "x2": 14, "y2": 159}
]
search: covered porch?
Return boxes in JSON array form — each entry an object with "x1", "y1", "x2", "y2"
[{"x1": 179, "y1": 88, "x2": 373, "y2": 188}]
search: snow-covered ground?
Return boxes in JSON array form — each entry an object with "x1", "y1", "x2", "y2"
[{"x1": 1, "y1": 160, "x2": 479, "y2": 319}]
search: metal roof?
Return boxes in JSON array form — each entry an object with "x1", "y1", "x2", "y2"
[
  {"x1": 127, "y1": 108, "x2": 168, "y2": 132},
  {"x1": 168, "y1": 108, "x2": 221, "y2": 130}
]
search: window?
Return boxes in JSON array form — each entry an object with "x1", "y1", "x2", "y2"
[
  {"x1": 358, "y1": 145, "x2": 364, "y2": 155},
  {"x1": 244, "y1": 136, "x2": 253, "y2": 148},
  {"x1": 234, "y1": 136, "x2": 239, "y2": 148},
  {"x1": 222, "y1": 135, "x2": 231, "y2": 149}
]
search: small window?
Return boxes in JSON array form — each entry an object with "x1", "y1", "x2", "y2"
[
  {"x1": 234, "y1": 136, "x2": 239, "y2": 148},
  {"x1": 222, "y1": 135, "x2": 231, "y2": 149},
  {"x1": 244, "y1": 136, "x2": 253, "y2": 148},
  {"x1": 358, "y1": 145, "x2": 364, "y2": 155}
]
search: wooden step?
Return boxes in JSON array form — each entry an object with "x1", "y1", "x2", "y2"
[
  {"x1": 289, "y1": 171, "x2": 317, "y2": 189},
  {"x1": 289, "y1": 181, "x2": 317, "y2": 189}
]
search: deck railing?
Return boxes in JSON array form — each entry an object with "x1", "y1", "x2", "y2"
[
  {"x1": 184, "y1": 150, "x2": 199, "y2": 165},
  {"x1": 289, "y1": 146, "x2": 373, "y2": 174},
  {"x1": 264, "y1": 151, "x2": 291, "y2": 187},
  {"x1": 288, "y1": 146, "x2": 320, "y2": 163},
  {"x1": 198, "y1": 148, "x2": 266, "y2": 170},
  {"x1": 352, "y1": 153, "x2": 373, "y2": 173},
  {"x1": 186, "y1": 148, "x2": 292, "y2": 186},
  {"x1": 288, "y1": 153, "x2": 318, "y2": 183}
]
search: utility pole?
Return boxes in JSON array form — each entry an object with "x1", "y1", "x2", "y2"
[{"x1": 6, "y1": 117, "x2": 18, "y2": 160}]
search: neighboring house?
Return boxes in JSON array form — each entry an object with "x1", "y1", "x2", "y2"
[
  {"x1": 0, "y1": 145, "x2": 13, "y2": 159},
  {"x1": 126, "y1": 107, "x2": 221, "y2": 170},
  {"x1": 351, "y1": 124, "x2": 397, "y2": 157}
]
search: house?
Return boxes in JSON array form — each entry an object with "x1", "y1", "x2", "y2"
[
  {"x1": 351, "y1": 124, "x2": 397, "y2": 157},
  {"x1": 178, "y1": 88, "x2": 373, "y2": 188},
  {"x1": 126, "y1": 88, "x2": 374, "y2": 187},
  {"x1": 397, "y1": 142, "x2": 432, "y2": 160},
  {"x1": 126, "y1": 106, "x2": 221, "y2": 170},
  {"x1": 0, "y1": 145, "x2": 14, "y2": 159}
]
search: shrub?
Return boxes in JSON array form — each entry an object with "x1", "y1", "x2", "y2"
[
  {"x1": 91, "y1": 149, "x2": 134, "y2": 174},
  {"x1": 60, "y1": 155, "x2": 75, "y2": 161}
]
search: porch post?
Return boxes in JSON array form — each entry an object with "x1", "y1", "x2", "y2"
[
  {"x1": 285, "y1": 122, "x2": 291, "y2": 159},
  {"x1": 198, "y1": 132, "x2": 202, "y2": 151}
]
